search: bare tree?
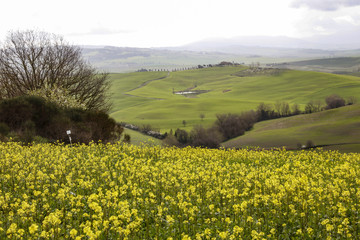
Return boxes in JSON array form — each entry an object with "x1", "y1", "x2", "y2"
[{"x1": 0, "y1": 30, "x2": 110, "y2": 111}]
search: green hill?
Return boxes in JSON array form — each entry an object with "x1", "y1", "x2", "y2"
[
  {"x1": 222, "y1": 104, "x2": 360, "y2": 152},
  {"x1": 277, "y1": 57, "x2": 360, "y2": 74},
  {"x1": 109, "y1": 66, "x2": 360, "y2": 133},
  {"x1": 122, "y1": 128, "x2": 162, "y2": 146}
]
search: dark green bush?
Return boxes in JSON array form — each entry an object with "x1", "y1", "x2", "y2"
[
  {"x1": 0, "y1": 97, "x2": 33, "y2": 129},
  {"x1": 0, "y1": 122, "x2": 10, "y2": 136},
  {"x1": 0, "y1": 96, "x2": 122, "y2": 144}
]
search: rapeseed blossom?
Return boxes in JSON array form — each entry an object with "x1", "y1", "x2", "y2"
[{"x1": 0, "y1": 142, "x2": 359, "y2": 239}]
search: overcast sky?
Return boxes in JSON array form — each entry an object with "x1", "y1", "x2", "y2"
[{"x1": 1, "y1": 0, "x2": 360, "y2": 48}]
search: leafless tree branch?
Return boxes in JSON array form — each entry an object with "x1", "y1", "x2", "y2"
[{"x1": 0, "y1": 30, "x2": 110, "y2": 111}]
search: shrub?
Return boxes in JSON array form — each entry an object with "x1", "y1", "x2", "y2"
[
  {"x1": 291, "y1": 103, "x2": 302, "y2": 115},
  {"x1": 174, "y1": 129, "x2": 189, "y2": 145},
  {"x1": 256, "y1": 102, "x2": 276, "y2": 121},
  {"x1": 347, "y1": 96, "x2": 357, "y2": 105},
  {"x1": 215, "y1": 111, "x2": 257, "y2": 140},
  {"x1": 0, "y1": 97, "x2": 33, "y2": 129},
  {"x1": 123, "y1": 134, "x2": 131, "y2": 144},
  {"x1": 140, "y1": 124, "x2": 154, "y2": 133},
  {"x1": 0, "y1": 122, "x2": 9, "y2": 136},
  {"x1": 325, "y1": 94, "x2": 345, "y2": 109},
  {"x1": 163, "y1": 134, "x2": 179, "y2": 147},
  {"x1": 305, "y1": 100, "x2": 323, "y2": 114},
  {"x1": 306, "y1": 140, "x2": 315, "y2": 148},
  {"x1": 0, "y1": 96, "x2": 122, "y2": 144},
  {"x1": 20, "y1": 120, "x2": 36, "y2": 144},
  {"x1": 190, "y1": 126, "x2": 223, "y2": 148}
]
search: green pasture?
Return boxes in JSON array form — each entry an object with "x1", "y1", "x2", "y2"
[
  {"x1": 122, "y1": 128, "x2": 162, "y2": 146},
  {"x1": 109, "y1": 66, "x2": 360, "y2": 133},
  {"x1": 223, "y1": 104, "x2": 360, "y2": 152},
  {"x1": 282, "y1": 56, "x2": 360, "y2": 73}
]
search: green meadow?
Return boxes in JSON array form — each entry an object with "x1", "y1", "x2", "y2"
[
  {"x1": 223, "y1": 104, "x2": 360, "y2": 152},
  {"x1": 122, "y1": 128, "x2": 162, "y2": 146},
  {"x1": 109, "y1": 66, "x2": 360, "y2": 135}
]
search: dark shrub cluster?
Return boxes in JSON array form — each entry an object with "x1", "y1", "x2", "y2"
[
  {"x1": 215, "y1": 111, "x2": 257, "y2": 140},
  {"x1": 325, "y1": 94, "x2": 346, "y2": 109},
  {"x1": 164, "y1": 126, "x2": 223, "y2": 149},
  {"x1": 0, "y1": 96, "x2": 123, "y2": 144}
]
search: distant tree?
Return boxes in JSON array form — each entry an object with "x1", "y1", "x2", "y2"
[
  {"x1": 256, "y1": 102, "x2": 275, "y2": 121},
  {"x1": 280, "y1": 102, "x2": 291, "y2": 116},
  {"x1": 347, "y1": 96, "x2": 357, "y2": 105},
  {"x1": 305, "y1": 101, "x2": 315, "y2": 114},
  {"x1": 190, "y1": 125, "x2": 223, "y2": 148},
  {"x1": 174, "y1": 128, "x2": 189, "y2": 145},
  {"x1": 200, "y1": 113, "x2": 205, "y2": 121},
  {"x1": 182, "y1": 120, "x2": 187, "y2": 127},
  {"x1": 306, "y1": 140, "x2": 315, "y2": 148},
  {"x1": 249, "y1": 62, "x2": 260, "y2": 69},
  {"x1": 313, "y1": 100, "x2": 323, "y2": 112},
  {"x1": 215, "y1": 111, "x2": 257, "y2": 140},
  {"x1": 274, "y1": 101, "x2": 282, "y2": 116},
  {"x1": 218, "y1": 61, "x2": 233, "y2": 66},
  {"x1": 163, "y1": 134, "x2": 179, "y2": 147},
  {"x1": 305, "y1": 100, "x2": 323, "y2": 114},
  {"x1": 140, "y1": 124, "x2": 154, "y2": 133},
  {"x1": 275, "y1": 101, "x2": 292, "y2": 117},
  {"x1": 325, "y1": 94, "x2": 345, "y2": 109},
  {"x1": 0, "y1": 30, "x2": 110, "y2": 111},
  {"x1": 291, "y1": 103, "x2": 301, "y2": 115},
  {"x1": 123, "y1": 134, "x2": 131, "y2": 144}
]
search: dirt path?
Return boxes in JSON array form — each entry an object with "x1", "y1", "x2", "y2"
[{"x1": 123, "y1": 71, "x2": 170, "y2": 100}]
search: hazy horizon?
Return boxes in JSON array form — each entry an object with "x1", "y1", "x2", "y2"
[{"x1": 1, "y1": 0, "x2": 360, "y2": 49}]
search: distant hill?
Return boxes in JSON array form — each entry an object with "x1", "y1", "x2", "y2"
[
  {"x1": 272, "y1": 57, "x2": 360, "y2": 74},
  {"x1": 82, "y1": 46, "x2": 250, "y2": 72},
  {"x1": 222, "y1": 104, "x2": 360, "y2": 153},
  {"x1": 108, "y1": 66, "x2": 360, "y2": 133},
  {"x1": 81, "y1": 45, "x2": 360, "y2": 73}
]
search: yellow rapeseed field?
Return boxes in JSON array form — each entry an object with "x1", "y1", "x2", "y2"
[{"x1": 0, "y1": 142, "x2": 359, "y2": 239}]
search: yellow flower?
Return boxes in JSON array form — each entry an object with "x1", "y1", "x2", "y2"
[
  {"x1": 326, "y1": 224, "x2": 334, "y2": 232},
  {"x1": 219, "y1": 231, "x2": 228, "y2": 239},
  {"x1": 209, "y1": 204, "x2": 214, "y2": 211},
  {"x1": 6, "y1": 223, "x2": 17, "y2": 235},
  {"x1": 29, "y1": 224, "x2": 39, "y2": 235},
  {"x1": 70, "y1": 229, "x2": 78, "y2": 238},
  {"x1": 247, "y1": 216, "x2": 254, "y2": 223}
]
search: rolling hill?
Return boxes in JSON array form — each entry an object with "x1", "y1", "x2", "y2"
[
  {"x1": 274, "y1": 56, "x2": 360, "y2": 74},
  {"x1": 222, "y1": 104, "x2": 360, "y2": 153},
  {"x1": 82, "y1": 45, "x2": 360, "y2": 73},
  {"x1": 108, "y1": 66, "x2": 360, "y2": 134}
]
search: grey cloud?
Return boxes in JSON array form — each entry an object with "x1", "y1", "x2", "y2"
[{"x1": 291, "y1": 0, "x2": 360, "y2": 11}]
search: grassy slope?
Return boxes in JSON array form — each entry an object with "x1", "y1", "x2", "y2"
[
  {"x1": 283, "y1": 57, "x2": 360, "y2": 73},
  {"x1": 289, "y1": 57, "x2": 360, "y2": 68},
  {"x1": 222, "y1": 104, "x2": 360, "y2": 152},
  {"x1": 109, "y1": 66, "x2": 360, "y2": 133},
  {"x1": 122, "y1": 129, "x2": 162, "y2": 146}
]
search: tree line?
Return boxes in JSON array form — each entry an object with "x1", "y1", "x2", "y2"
[{"x1": 164, "y1": 94, "x2": 356, "y2": 148}]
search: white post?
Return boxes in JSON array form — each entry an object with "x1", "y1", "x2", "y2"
[{"x1": 66, "y1": 130, "x2": 72, "y2": 147}]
